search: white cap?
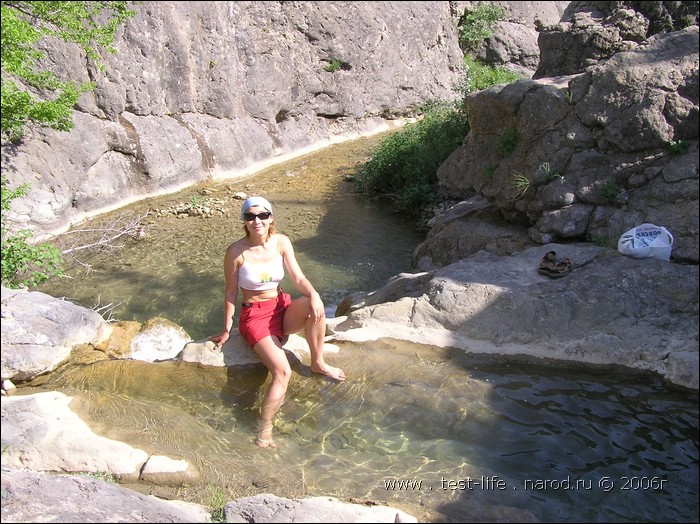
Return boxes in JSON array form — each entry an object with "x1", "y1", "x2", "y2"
[{"x1": 241, "y1": 196, "x2": 273, "y2": 219}]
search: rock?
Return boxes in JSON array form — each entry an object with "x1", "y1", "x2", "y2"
[
  {"x1": 0, "y1": 469, "x2": 211, "y2": 523},
  {"x1": 129, "y1": 317, "x2": 192, "y2": 362},
  {"x1": 330, "y1": 244, "x2": 699, "y2": 390},
  {"x1": 224, "y1": 493, "x2": 417, "y2": 523},
  {"x1": 1, "y1": 391, "x2": 149, "y2": 481},
  {"x1": 1, "y1": 287, "x2": 112, "y2": 382},
  {"x1": 141, "y1": 455, "x2": 201, "y2": 487}
]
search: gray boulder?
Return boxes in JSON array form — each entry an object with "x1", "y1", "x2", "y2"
[
  {"x1": 224, "y1": 493, "x2": 417, "y2": 523},
  {"x1": 0, "y1": 469, "x2": 211, "y2": 523},
  {"x1": 1, "y1": 287, "x2": 111, "y2": 382}
]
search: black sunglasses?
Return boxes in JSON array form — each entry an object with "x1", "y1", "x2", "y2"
[{"x1": 243, "y1": 211, "x2": 272, "y2": 221}]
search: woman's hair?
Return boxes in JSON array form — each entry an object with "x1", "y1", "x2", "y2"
[{"x1": 243, "y1": 220, "x2": 277, "y2": 240}]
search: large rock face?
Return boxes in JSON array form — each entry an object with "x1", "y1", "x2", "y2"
[
  {"x1": 2, "y1": 1, "x2": 567, "y2": 239},
  {"x1": 429, "y1": 11, "x2": 698, "y2": 266},
  {"x1": 535, "y1": 0, "x2": 700, "y2": 78}
]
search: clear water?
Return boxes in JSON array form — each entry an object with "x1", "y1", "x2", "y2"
[
  {"x1": 23, "y1": 340, "x2": 699, "y2": 523},
  {"x1": 32, "y1": 133, "x2": 699, "y2": 522},
  {"x1": 38, "y1": 132, "x2": 423, "y2": 341}
]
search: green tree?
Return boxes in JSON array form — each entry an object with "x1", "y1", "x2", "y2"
[
  {"x1": 1, "y1": 1, "x2": 135, "y2": 141},
  {"x1": 1, "y1": 1, "x2": 134, "y2": 288}
]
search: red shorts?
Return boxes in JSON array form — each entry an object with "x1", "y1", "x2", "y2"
[{"x1": 238, "y1": 291, "x2": 293, "y2": 347}]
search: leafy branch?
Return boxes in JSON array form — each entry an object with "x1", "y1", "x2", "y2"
[{"x1": 1, "y1": 1, "x2": 135, "y2": 141}]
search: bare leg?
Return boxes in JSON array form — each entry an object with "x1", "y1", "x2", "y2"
[
  {"x1": 251, "y1": 336, "x2": 291, "y2": 448},
  {"x1": 304, "y1": 313, "x2": 345, "y2": 381},
  {"x1": 284, "y1": 297, "x2": 346, "y2": 382},
  {"x1": 256, "y1": 395, "x2": 284, "y2": 448}
]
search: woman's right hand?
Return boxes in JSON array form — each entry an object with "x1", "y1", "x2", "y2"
[{"x1": 209, "y1": 331, "x2": 230, "y2": 350}]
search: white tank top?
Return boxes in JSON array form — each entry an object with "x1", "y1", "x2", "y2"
[{"x1": 238, "y1": 255, "x2": 284, "y2": 291}]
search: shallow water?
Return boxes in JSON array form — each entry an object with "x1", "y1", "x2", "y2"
[
  {"x1": 38, "y1": 132, "x2": 422, "y2": 340},
  {"x1": 23, "y1": 340, "x2": 699, "y2": 523},
  {"x1": 32, "y1": 133, "x2": 699, "y2": 522}
]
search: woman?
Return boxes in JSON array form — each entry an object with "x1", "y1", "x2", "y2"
[{"x1": 210, "y1": 196, "x2": 346, "y2": 448}]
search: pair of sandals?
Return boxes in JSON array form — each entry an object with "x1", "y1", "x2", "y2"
[{"x1": 538, "y1": 250, "x2": 571, "y2": 278}]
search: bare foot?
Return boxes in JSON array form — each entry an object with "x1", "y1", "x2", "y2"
[
  {"x1": 310, "y1": 364, "x2": 346, "y2": 382},
  {"x1": 256, "y1": 437, "x2": 277, "y2": 449},
  {"x1": 256, "y1": 424, "x2": 277, "y2": 449}
]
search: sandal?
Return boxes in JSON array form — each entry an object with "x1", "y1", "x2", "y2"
[
  {"x1": 548, "y1": 257, "x2": 571, "y2": 278},
  {"x1": 538, "y1": 251, "x2": 558, "y2": 276}
]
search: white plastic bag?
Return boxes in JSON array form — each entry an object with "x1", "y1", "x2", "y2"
[{"x1": 617, "y1": 223, "x2": 673, "y2": 261}]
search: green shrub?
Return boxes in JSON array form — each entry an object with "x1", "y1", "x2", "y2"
[
  {"x1": 76, "y1": 471, "x2": 116, "y2": 483},
  {"x1": 560, "y1": 88, "x2": 573, "y2": 104},
  {"x1": 507, "y1": 170, "x2": 530, "y2": 199},
  {"x1": 1, "y1": 2, "x2": 133, "y2": 287},
  {"x1": 353, "y1": 1, "x2": 522, "y2": 227},
  {"x1": 323, "y1": 58, "x2": 349, "y2": 72},
  {"x1": 496, "y1": 128, "x2": 518, "y2": 156},
  {"x1": 188, "y1": 195, "x2": 210, "y2": 211},
  {"x1": 668, "y1": 139, "x2": 689, "y2": 155},
  {"x1": 323, "y1": 58, "x2": 341, "y2": 72},
  {"x1": 1, "y1": 1, "x2": 135, "y2": 142},
  {"x1": 600, "y1": 179, "x2": 622, "y2": 203},
  {"x1": 458, "y1": 2, "x2": 507, "y2": 53},
  {"x1": 353, "y1": 102, "x2": 469, "y2": 219},
  {"x1": 456, "y1": 56, "x2": 521, "y2": 95},
  {"x1": 1, "y1": 230, "x2": 63, "y2": 288},
  {"x1": 540, "y1": 162, "x2": 564, "y2": 183},
  {"x1": 590, "y1": 234, "x2": 611, "y2": 247},
  {"x1": 1, "y1": 176, "x2": 63, "y2": 288},
  {"x1": 208, "y1": 485, "x2": 227, "y2": 523}
]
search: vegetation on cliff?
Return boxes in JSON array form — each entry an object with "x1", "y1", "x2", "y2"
[
  {"x1": 1, "y1": 1, "x2": 133, "y2": 288},
  {"x1": 353, "y1": 2, "x2": 518, "y2": 226}
]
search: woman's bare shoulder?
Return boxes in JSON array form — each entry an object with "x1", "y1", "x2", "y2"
[
  {"x1": 226, "y1": 238, "x2": 250, "y2": 259},
  {"x1": 274, "y1": 233, "x2": 292, "y2": 251}
]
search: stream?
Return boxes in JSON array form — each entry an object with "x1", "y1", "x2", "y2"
[{"x1": 32, "y1": 132, "x2": 699, "y2": 523}]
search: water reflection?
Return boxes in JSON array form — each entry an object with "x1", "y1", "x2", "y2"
[{"x1": 23, "y1": 339, "x2": 699, "y2": 523}]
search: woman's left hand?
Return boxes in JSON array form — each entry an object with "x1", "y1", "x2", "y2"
[{"x1": 209, "y1": 331, "x2": 230, "y2": 350}]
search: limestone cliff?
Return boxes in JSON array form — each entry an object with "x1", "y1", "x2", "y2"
[{"x1": 2, "y1": 1, "x2": 566, "y2": 239}]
